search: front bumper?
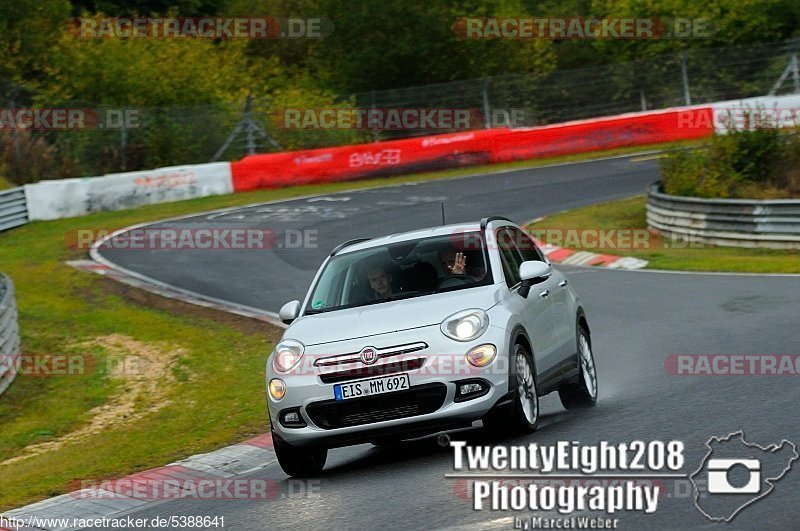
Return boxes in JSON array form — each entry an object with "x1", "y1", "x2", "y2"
[{"x1": 266, "y1": 324, "x2": 511, "y2": 447}]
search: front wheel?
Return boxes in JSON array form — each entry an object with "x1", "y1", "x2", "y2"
[
  {"x1": 558, "y1": 325, "x2": 598, "y2": 409},
  {"x1": 483, "y1": 343, "x2": 539, "y2": 434},
  {"x1": 272, "y1": 429, "x2": 327, "y2": 477}
]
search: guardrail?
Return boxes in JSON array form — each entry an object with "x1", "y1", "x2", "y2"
[
  {"x1": 0, "y1": 187, "x2": 29, "y2": 232},
  {"x1": 646, "y1": 183, "x2": 800, "y2": 249},
  {"x1": 0, "y1": 274, "x2": 20, "y2": 396}
]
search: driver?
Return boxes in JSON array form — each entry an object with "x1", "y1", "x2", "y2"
[{"x1": 438, "y1": 249, "x2": 486, "y2": 280}]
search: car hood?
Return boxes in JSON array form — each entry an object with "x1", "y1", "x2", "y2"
[{"x1": 286, "y1": 285, "x2": 501, "y2": 346}]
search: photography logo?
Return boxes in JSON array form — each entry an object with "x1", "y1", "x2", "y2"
[{"x1": 690, "y1": 431, "x2": 798, "y2": 522}]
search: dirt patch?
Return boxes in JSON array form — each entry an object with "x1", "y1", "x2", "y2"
[{"x1": 1, "y1": 334, "x2": 184, "y2": 466}]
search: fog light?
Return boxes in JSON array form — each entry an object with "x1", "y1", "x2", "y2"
[
  {"x1": 454, "y1": 378, "x2": 491, "y2": 403},
  {"x1": 459, "y1": 383, "x2": 484, "y2": 395},
  {"x1": 268, "y1": 378, "x2": 286, "y2": 401},
  {"x1": 466, "y1": 344, "x2": 497, "y2": 367},
  {"x1": 279, "y1": 407, "x2": 307, "y2": 428}
]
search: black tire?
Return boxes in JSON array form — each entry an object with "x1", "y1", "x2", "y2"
[
  {"x1": 483, "y1": 343, "x2": 539, "y2": 434},
  {"x1": 558, "y1": 324, "x2": 598, "y2": 410},
  {"x1": 272, "y1": 429, "x2": 327, "y2": 477}
]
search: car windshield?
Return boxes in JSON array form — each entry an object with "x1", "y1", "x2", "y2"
[{"x1": 305, "y1": 232, "x2": 493, "y2": 314}]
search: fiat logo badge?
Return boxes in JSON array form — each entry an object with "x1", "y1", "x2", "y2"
[{"x1": 360, "y1": 347, "x2": 378, "y2": 365}]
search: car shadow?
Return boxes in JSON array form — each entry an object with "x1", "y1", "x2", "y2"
[{"x1": 317, "y1": 408, "x2": 581, "y2": 477}]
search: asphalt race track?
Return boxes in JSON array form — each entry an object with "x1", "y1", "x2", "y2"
[
  {"x1": 98, "y1": 155, "x2": 663, "y2": 312},
  {"x1": 97, "y1": 155, "x2": 800, "y2": 529}
]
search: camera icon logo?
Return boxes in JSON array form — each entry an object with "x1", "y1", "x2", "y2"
[
  {"x1": 691, "y1": 431, "x2": 798, "y2": 522},
  {"x1": 707, "y1": 458, "x2": 761, "y2": 494}
]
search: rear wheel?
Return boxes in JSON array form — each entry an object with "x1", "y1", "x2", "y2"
[
  {"x1": 483, "y1": 343, "x2": 539, "y2": 434},
  {"x1": 272, "y1": 429, "x2": 327, "y2": 477},
  {"x1": 558, "y1": 325, "x2": 598, "y2": 409}
]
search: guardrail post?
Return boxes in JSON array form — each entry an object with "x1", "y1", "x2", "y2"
[
  {"x1": 768, "y1": 43, "x2": 800, "y2": 96},
  {"x1": 680, "y1": 52, "x2": 692, "y2": 106},
  {"x1": 370, "y1": 90, "x2": 379, "y2": 142},
  {"x1": 482, "y1": 77, "x2": 492, "y2": 128},
  {"x1": 120, "y1": 106, "x2": 128, "y2": 171}
]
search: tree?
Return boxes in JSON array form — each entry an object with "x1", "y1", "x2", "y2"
[
  {"x1": 0, "y1": 0, "x2": 70, "y2": 86},
  {"x1": 304, "y1": 0, "x2": 554, "y2": 92}
]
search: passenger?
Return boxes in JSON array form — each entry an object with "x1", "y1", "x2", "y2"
[{"x1": 367, "y1": 265, "x2": 394, "y2": 298}]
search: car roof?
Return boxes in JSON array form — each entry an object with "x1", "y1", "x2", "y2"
[{"x1": 337, "y1": 220, "x2": 513, "y2": 256}]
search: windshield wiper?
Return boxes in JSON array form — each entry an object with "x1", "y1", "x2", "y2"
[{"x1": 381, "y1": 290, "x2": 428, "y2": 301}]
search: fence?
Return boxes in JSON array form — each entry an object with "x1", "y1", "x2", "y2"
[
  {"x1": 353, "y1": 39, "x2": 800, "y2": 138},
  {"x1": 0, "y1": 273, "x2": 20, "y2": 396},
  {"x1": 647, "y1": 184, "x2": 800, "y2": 249},
  {"x1": 1, "y1": 39, "x2": 798, "y2": 185},
  {"x1": 0, "y1": 187, "x2": 29, "y2": 232}
]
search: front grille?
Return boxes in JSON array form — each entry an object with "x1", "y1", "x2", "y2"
[
  {"x1": 314, "y1": 342, "x2": 427, "y2": 367},
  {"x1": 319, "y1": 358, "x2": 425, "y2": 384},
  {"x1": 305, "y1": 383, "x2": 447, "y2": 429}
]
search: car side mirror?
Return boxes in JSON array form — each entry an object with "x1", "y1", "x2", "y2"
[
  {"x1": 279, "y1": 300, "x2": 301, "y2": 324},
  {"x1": 518, "y1": 261, "x2": 552, "y2": 298}
]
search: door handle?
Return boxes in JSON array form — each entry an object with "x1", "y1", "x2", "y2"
[
  {"x1": 559, "y1": 279, "x2": 568, "y2": 288},
  {"x1": 539, "y1": 289, "x2": 549, "y2": 298}
]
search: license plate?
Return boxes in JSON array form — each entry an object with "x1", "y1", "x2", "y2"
[{"x1": 334, "y1": 373, "x2": 410, "y2": 401}]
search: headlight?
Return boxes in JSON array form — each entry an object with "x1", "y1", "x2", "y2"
[
  {"x1": 268, "y1": 378, "x2": 286, "y2": 400},
  {"x1": 441, "y1": 309, "x2": 489, "y2": 342},
  {"x1": 272, "y1": 339, "x2": 305, "y2": 372},
  {"x1": 466, "y1": 344, "x2": 497, "y2": 367}
]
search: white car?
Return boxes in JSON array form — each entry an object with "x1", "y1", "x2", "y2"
[{"x1": 266, "y1": 217, "x2": 598, "y2": 476}]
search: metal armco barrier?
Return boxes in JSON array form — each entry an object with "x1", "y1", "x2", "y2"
[
  {"x1": 0, "y1": 274, "x2": 20, "y2": 396},
  {"x1": 0, "y1": 187, "x2": 29, "y2": 232},
  {"x1": 647, "y1": 184, "x2": 800, "y2": 249}
]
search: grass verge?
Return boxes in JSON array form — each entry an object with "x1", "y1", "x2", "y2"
[
  {"x1": 527, "y1": 196, "x2": 800, "y2": 273},
  {"x1": 0, "y1": 140, "x2": 700, "y2": 510}
]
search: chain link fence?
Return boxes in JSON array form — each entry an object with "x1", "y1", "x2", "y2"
[
  {"x1": 1, "y1": 39, "x2": 798, "y2": 185},
  {"x1": 355, "y1": 39, "x2": 800, "y2": 139}
]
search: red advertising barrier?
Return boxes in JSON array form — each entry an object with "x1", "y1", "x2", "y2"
[
  {"x1": 231, "y1": 129, "x2": 499, "y2": 192},
  {"x1": 490, "y1": 108, "x2": 714, "y2": 162},
  {"x1": 231, "y1": 107, "x2": 714, "y2": 192}
]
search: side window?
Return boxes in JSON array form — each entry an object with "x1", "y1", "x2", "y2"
[
  {"x1": 508, "y1": 227, "x2": 546, "y2": 262},
  {"x1": 496, "y1": 228, "x2": 523, "y2": 287}
]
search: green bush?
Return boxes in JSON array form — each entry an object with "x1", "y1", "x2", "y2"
[{"x1": 662, "y1": 118, "x2": 800, "y2": 199}]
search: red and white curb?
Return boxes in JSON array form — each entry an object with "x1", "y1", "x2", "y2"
[
  {"x1": 536, "y1": 241, "x2": 648, "y2": 270},
  {"x1": 1, "y1": 434, "x2": 276, "y2": 531}
]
